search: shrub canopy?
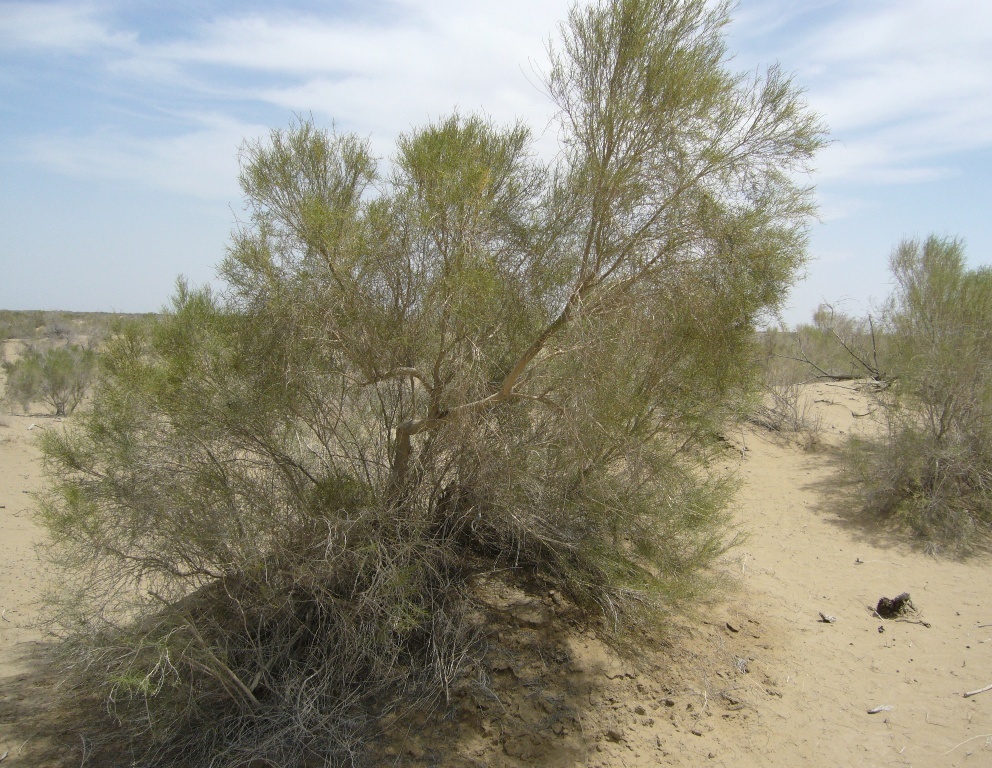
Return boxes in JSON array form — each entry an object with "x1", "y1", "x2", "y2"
[
  {"x1": 847, "y1": 236, "x2": 992, "y2": 546},
  {"x1": 3, "y1": 344, "x2": 96, "y2": 416},
  {"x1": 38, "y1": 0, "x2": 825, "y2": 764}
]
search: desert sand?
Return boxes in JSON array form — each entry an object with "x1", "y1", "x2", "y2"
[
  {"x1": 1, "y1": 382, "x2": 990, "y2": 766},
  {"x1": 0, "y1": 414, "x2": 56, "y2": 765}
]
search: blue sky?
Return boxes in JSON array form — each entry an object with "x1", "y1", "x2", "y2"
[{"x1": 2, "y1": 0, "x2": 990, "y2": 325}]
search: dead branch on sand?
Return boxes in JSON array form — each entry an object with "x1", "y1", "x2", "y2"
[{"x1": 963, "y1": 683, "x2": 992, "y2": 698}]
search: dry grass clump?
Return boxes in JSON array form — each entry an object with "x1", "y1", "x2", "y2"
[
  {"x1": 751, "y1": 332, "x2": 824, "y2": 448},
  {"x1": 50, "y1": 527, "x2": 481, "y2": 766},
  {"x1": 748, "y1": 381, "x2": 823, "y2": 449}
]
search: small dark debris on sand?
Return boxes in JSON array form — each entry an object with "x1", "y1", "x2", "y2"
[{"x1": 875, "y1": 593, "x2": 914, "y2": 619}]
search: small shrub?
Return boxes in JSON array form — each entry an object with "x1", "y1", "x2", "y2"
[
  {"x1": 42, "y1": 311, "x2": 74, "y2": 341},
  {"x1": 2, "y1": 344, "x2": 97, "y2": 416},
  {"x1": 752, "y1": 329, "x2": 824, "y2": 448}
]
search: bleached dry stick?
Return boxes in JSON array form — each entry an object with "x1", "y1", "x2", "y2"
[
  {"x1": 963, "y1": 683, "x2": 992, "y2": 698},
  {"x1": 942, "y1": 733, "x2": 992, "y2": 755},
  {"x1": 867, "y1": 705, "x2": 893, "y2": 714}
]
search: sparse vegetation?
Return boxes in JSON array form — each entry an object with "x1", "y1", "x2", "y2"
[
  {"x1": 0, "y1": 309, "x2": 155, "y2": 345},
  {"x1": 761, "y1": 304, "x2": 889, "y2": 387},
  {"x1": 36, "y1": 0, "x2": 824, "y2": 764},
  {"x1": 844, "y1": 236, "x2": 992, "y2": 549},
  {"x1": 796, "y1": 304, "x2": 888, "y2": 384},
  {"x1": 0, "y1": 309, "x2": 48, "y2": 341}
]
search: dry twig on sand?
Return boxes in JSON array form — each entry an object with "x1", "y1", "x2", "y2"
[
  {"x1": 942, "y1": 734, "x2": 992, "y2": 756},
  {"x1": 963, "y1": 683, "x2": 992, "y2": 698}
]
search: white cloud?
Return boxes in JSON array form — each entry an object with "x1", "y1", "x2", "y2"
[
  {"x1": 2, "y1": 1, "x2": 574, "y2": 202},
  {"x1": 802, "y1": 0, "x2": 992, "y2": 65},
  {"x1": 748, "y1": 0, "x2": 992, "y2": 187},
  {"x1": 154, "y1": 16, "x2": 421, "y2": 76},
  {"x1": 0, "y1": 2, "x2": 134, "y2": 51},
  {"x1": 123, "y1": 1, "x2": 568, "y2": 85},
  {"x1": 814, "y1": 191, "x2": 876, "y2": 225},
  {"x1": 8, "y1": 0, "x2": 991, "y2": 205},
  {"x1": 126, "y1": 1, "x2": 569, "y2": 168}
]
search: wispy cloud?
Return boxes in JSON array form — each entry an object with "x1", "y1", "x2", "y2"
[
  {"x1": 0, "y1": 2, "x2": 134, "y2": 52},
  {"x1": 141, "y1": 1, "x2": 567, "y2": 128},
  {"x1": 2, "y1": 1, "x2": 571, "y2": 194},
  {"x1": 23, "y1": 113, "x2": 268, "y2": 199},
  {"x1": 153, "y1": 16, "x2": 420, "y2": 76},
  {"x1": 4, "y1": 0, "x2": 991, "y2": 198},
  {"x1": 734, "y1": 0, "x2": 992, "y2": 187}
]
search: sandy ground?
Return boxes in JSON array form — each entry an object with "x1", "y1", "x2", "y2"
[
  {"x1": 707, "y1": 384, "x2": 992, "y2": 767},
  {"x1": 1, "y1": 383, "x2": 991, "y2": 766},
  {"x1": 0, "y1": 416, "x2": 50, "y2": 671},
  {"x1": 0, "y1": 414, "x2": 57, "y2": 765}
]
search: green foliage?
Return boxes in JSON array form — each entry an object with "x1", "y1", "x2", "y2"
[
  {"x1": 845, "y1": 236, "x2": 992, "y2": 547},
  {"x1": 2, "y1": 344, "x2": 97, "y2": 416},
  {"x1": 38, "y1": 1, "x2": 824, "y2": 764}
]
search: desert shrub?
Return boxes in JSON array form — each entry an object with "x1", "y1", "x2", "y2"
[
  {"x1": 37, "y1": 0, "x2": 824, "y2": 764},
  {"x1": 797, "y1": 304, "x2": 887, "y2": 381},
  {"x1": 750, "y1": 303, "x2": 889, "y2": 447},
  {"x1": 756, "y1": 326, "x2": 807, "y2": 385},
  {"x1": 0, "y1": 309, "x2": 46, "y2": 341},
  {"x1": 2, "y1": 344, "x2": 97, "y2": 416},
  {"x1": 844, "y1": 236, "x2": 992, "y2": 548},
  {"x1": 42, "y1": 311, "x2": 74, "y2": 341}
]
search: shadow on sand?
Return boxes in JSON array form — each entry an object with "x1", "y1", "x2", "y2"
[{"x1": 0, "y1": 640, "x2": 84, "y2": 767}]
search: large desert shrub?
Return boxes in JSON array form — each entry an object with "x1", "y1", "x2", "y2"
[
  {"x1": 845, "y1": 236, "x2": 992, "y2": 547},
  {"x1": 38, "y1": 0, "x2": 824, "y2": 764},
  {"x1": 3, "y1": 344, "x2": 97, "y2": 416}
]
